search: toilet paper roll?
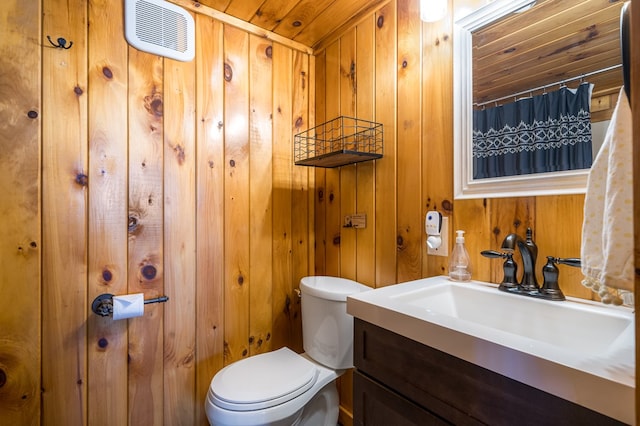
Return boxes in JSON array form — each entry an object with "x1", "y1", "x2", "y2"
[{"x1": 112, "y1": 293, "x2": 144, "y2": 320}]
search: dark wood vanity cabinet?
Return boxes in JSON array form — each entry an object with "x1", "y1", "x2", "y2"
[{"x1": 353, "y1": 319, "x2": 626, "y2": 426}]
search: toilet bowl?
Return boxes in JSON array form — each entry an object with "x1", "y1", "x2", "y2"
[{"x1": 205, "y1": 276, "x2": 370, "y2": 426}]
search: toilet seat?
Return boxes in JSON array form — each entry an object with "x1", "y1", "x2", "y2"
[{"x1": 210, "y1": 347, "x2": 319, "y2": 411}]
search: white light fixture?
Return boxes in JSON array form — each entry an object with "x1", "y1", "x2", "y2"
[{"x1": 420, "y1": 0, "x2": 447, "y2": 22}]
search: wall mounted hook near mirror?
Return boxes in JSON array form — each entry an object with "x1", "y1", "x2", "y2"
[{"x1": 47, "y1": 35, "x2": 73, "y2": 49}]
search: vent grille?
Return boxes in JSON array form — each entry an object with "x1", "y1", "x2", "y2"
[
  {"x1": 135, "y1": 1, "x2": 188, "y2": 53},
  {"x1": 125, "y1": 0, "x2": 194, "y2": 62}
]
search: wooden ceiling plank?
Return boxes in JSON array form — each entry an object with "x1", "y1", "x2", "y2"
[
  {"x1": 475, "y1": 0, "x2": 616, "y2": 49},
  {"x1": 249, "y1": 0, "x2": 302, "y2": 30},
  {"x1": 474, "y1": 24, "x2": 620, "y2": 76},
  {"x1": 169, "y1": 0, "x2": 313, "y2": 53},
  {"x1": 475, "y1": 46, "x2": 620, "y2": 99},
  {"x1": 196, "y1": 0, "x2": 233, "y2": 12},
  {"x1": 475, "y1": 52, "x2": 622, "y2": 105},
  {"x1": 474, "y1": 4, "x2": 622, "y2": 62},
  {"x1": 292, "y1": 0, "x2": 385, "y2": 48},
  {"x1": 224, "y1": 0, "x2": 266, "y2": 22},
  {"x1": 270, "y1": 0, "x2": 336, "y2": 40}
]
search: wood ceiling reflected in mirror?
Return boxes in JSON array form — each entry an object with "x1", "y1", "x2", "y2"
[
  {"x1": 472, "y1": 0, "x2": 625, "y2": 119},
  {"x1": 193, "y1": 0, "x2": 389, "y2": 49}
]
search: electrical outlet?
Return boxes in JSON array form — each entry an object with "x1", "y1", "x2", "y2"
[{"x1": 428, "y1": 216, "x2": 448, "y2": 256}]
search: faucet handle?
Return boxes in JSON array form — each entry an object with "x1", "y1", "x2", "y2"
[
  {"x1": 481, "y1": 250, "x2": 518, "y2": 290},
  {"x1": 555, "y1": 257, "x2": 581, "y2": 268},
  {"x1": 540, "y1": 256, "x2": 570, "y2": 301}
]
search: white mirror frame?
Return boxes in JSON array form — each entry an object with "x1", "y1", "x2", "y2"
[{"x1": 453, "y1": 0, "x2": 589, "y2": 199}]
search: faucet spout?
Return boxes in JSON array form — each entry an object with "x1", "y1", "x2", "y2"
[{"x1": 501, "y1": 228, "x2": 538, "y2": 291}]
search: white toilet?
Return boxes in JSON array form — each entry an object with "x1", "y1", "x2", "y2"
[{"x1": 205, "y1": 276, "x2": 370, "y2": 426}]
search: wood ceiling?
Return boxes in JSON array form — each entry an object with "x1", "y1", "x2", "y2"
[
  {"x1": 192, "y1": 0, "x2": 389, "y2": 49},
  {"x1": 179, "y1": 0, "x2": 625, "y2": 107},
  {"x1": 473, "y1": 0, "x2": 625, "y2": 106}
]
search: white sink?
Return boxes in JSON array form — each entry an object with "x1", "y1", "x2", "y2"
[{"x1": 347, "y1": 276, "x2": 635, "y2": 424}]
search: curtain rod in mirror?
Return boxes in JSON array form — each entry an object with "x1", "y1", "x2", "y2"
[{"x1": 474, "y1": 64, "x2": 623, "y2": 108}]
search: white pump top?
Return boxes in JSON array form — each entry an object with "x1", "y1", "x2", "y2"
[{"x1": 456, "y1": 230, "x2": 466, "y2": 244}]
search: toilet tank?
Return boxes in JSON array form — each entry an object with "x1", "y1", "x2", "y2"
[{"x1": 299, "y1": 276, "x2": 370, "y2": 370}]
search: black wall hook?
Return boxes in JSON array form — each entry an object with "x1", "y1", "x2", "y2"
[{"x1": 47, "y1": 35, "x2": 73, "y2": 49}]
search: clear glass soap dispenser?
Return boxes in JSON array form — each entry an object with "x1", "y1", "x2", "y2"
[{"x1": 449, "y1": 230, "x2": 472, "y2": 282}]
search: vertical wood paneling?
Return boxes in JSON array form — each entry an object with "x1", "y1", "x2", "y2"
[
  {"x1": 396, "y1": 0, "x2": 422, "y2": 282},
  {"x1": 340, "y1": 30, "x2": 358, "y2": 282},
  {"x1": 41, "y1": 0, "x2": 88, "y2": 423},
  {"x1": 249, "y1": 34, "x2": 274, "y2": 356},
  {"x1": 307, "y1": 55, "x2": 317, "y2": 278},
  {"x1": 223, "y1": 25, "x2": 251, "y2": 364},
  {"x1": 127, "y1": 48, "x2": 165, "y2": 426},
  {"x1": 324, "y1": 41, "x2": 342, "y2": 276},
  {"x1": 271, "y1": 43, "x2": 294, "y2": 350},
  {"x1": 490, "y1": 198, "x2": 535, "y2": 284},
  {"x1": 195, "y1": 15, "x2": 226, "y2": 425},
  {"x1": 535, "y1": 195, "x2": 589, "y2": 298},
  {"x1": 453, "y1": 198, "x2": 491, "y2": 282},
  {"x1": 87, "y1": 0, "x2": 128, "y2": 423},
  {"x1": 0, "y1": 1, "x2": 41, "y2": 423},
  {"x1": 291, "y1": 49, "x2": 311, "y2": 352},
  {"x1": 314, "y1": 51, "x2": 327, "y2": 275},
  {"x1": 163, "y1": 53, "x2": 197, "y2": 423},
  {"x1": 374, "y1": 1, "x2": 398, "y2": 287},
  {"x1": 355, "y1": 17, "x2": 376, "y2": 287},
  {"x1": 421, "y1": 1, "x2": 454, "y2": 277}
]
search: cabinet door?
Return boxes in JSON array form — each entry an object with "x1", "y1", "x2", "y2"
[{"x1": 354, "y1": 370, "x2": 450, "y2": 426}]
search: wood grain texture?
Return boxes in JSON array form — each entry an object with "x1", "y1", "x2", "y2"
[
  {"x1": 41, "y1": 0, "x2": 89, "y2": 423},
  {"x1": 314, "y1": 51, "x2": 327, "y2": 275},
  {"x1": 195, "y1": 16, "x2": 226, "y2": 425},
  {"x1": 223, "y1": 25, "x2": 251, "y2": 365},
  {"x1": 249, "y1": 34, "x2": 274, "y2": 357},
  {"x1": 473, "y1": 0, "x2": 624, "y2": 106},
  {"x1": 163, "y1": 49, "x2": 197, "y2": 423},
  {"x1": 355, "y1": 16, "x2": 376, "y2": 287},
  {"x1": 0, "y1": 1, "x2": 41, "y2": 424},
  {"x1": 271, "y1": 42, "x2": 294, "y2": 350},
  {"x1": 340, "y1": 29, "x2": 358, "y2": 282},
  {"x1": 324, "y1": 41, "x2": 342, "y2": 277},
  {"x1": 396, "y1": 0, "x2": 422, "y2": 283},
  {"x1": 421, "y1": 4, "x2": 454, "y2": 278},
  {"x1": 127, "y1": 48, "x2": 165, "y2": 426},
  {"x1": 291, "y1": 49, "x2": 311, "y2": 352},
  {"x1": 374, "y1": 1, "x2": 398, "y2": 287},
  {"x1": 87, "y1": 0, "x2": 128, "y2": 423}
]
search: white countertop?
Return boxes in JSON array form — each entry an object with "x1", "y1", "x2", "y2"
[{"x1": 347, "y1": 276, "x2": 635, "y2": 424}]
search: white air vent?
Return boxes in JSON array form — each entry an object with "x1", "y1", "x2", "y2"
[{"x1": 125, "y1": 0, "x2": 195, "y2": 62}]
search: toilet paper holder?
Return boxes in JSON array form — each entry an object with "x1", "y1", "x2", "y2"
[{"x1": 91, "y1": 293, "x2": 169, "y2": 317}]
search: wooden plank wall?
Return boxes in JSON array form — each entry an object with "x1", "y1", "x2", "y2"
[
  {"x1": 314, "y1": 0, "x2": 604, "y2": 422},
  {"x1": 314, "y1": 0, "x2": 597, "y2": 300},
  {"x1": 0, "y1": 0, "x2": 313, "y2": 424},
  {"x1": 0, "y1": 1, "x2": 42, "y2": 425}
]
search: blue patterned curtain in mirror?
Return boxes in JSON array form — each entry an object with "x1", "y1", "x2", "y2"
[{"x1": 472, "y1": 82, "x2": 593, "y2": 179}]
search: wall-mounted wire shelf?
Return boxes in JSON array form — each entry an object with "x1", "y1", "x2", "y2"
[{"x1": 294, "y1": 116, "x2": 383, "y2": 168}]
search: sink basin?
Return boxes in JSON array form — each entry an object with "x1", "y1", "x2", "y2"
[
  {"x1": 347, "y1": 276, "x2": 635, "y2": 424},
  {"x1": 392, "y1": 280, "x2": 631, "y2": 354}
]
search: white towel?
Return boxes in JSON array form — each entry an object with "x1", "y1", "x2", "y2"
[{"x1": 581, "y1": 87, "x2": 634, "y2": 305}]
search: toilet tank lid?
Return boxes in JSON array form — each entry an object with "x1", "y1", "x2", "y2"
[{"x1": 300, "y1": 276, "x2": 370, "y2": 301}]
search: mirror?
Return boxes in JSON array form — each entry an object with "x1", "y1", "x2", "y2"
[{"x1": 454, "y1": 0, "x2": 624, "y2": 199}]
